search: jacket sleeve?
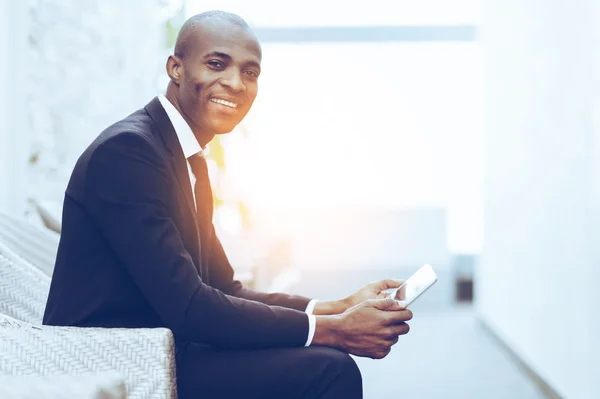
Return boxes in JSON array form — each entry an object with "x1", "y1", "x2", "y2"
[
  {"x1": 207, "y1": 230, "x2": 312, "y2": 311},
  {"x1": 84, "y1": 132, "x2": 309, "y2": 349}
]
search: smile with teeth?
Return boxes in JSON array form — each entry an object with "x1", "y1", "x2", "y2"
[{"x1": 210, "y1": 98, "x2": 238, "y2": 108}]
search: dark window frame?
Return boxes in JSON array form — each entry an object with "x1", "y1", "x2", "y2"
[{"x1": 254, "y1": 25, "x2": 477, "y2": 43}]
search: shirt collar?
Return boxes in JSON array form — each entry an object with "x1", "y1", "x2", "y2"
[{"x1": 158, "y1": 94, "x2": 203, "y2": 159}]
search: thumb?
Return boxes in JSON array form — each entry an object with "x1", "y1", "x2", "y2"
[
  {"x1": 371, "y1": 298, "x2": 408, "y2": 311},
  {"x1": 376, "y1": 279, "x2": 405, "y2": 290}
]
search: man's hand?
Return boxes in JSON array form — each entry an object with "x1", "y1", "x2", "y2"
[
  {"x1": 312, "y1": 298, "x2": 412, "y2": 359},
  {"x1": 344, "y1": 279, "x2": 405, "y2": 308},
  {"x1": 312, "y1": 279, "x2": 404, "y2": 316}
]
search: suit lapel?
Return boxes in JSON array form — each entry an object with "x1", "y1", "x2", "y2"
[{"x1": 144, "y1": 97, "x2": 202, "y2": 269}]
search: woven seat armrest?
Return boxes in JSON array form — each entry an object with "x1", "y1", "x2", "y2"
[
  {"x1": 0, "y1": 317, "x2": 177, "y2": 399},
  {"x1": 0, "y1": 373, "x2": 127, "y2": 399}
]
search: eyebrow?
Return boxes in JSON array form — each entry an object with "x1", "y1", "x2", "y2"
[
  {"x1": 204, "y1": 51, "x2": 261, "y2": 71},
  {"x1": 204, "y1": 51, "x2": 231, "y2": 60},
  {"x1": 246, "y1": 60, "x2": 261, "y2": 72}
]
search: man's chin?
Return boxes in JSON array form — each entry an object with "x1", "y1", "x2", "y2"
[{"x1": 211, "y1": 122, "x2": 238, "y2": 135}]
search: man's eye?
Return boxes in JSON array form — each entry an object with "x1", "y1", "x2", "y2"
[
  {"x1": 207, "y1": 60, "x2": 225, "y2": 69},
  {"x1": 245, "y1": 70, "x2": 259, "y2": 78}
]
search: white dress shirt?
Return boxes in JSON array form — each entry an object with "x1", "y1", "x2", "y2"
[{"x1": 157, "y1": 95, "x2": 318, "y2": 346}]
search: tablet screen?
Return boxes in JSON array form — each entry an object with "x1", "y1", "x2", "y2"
[{"x1": 391, "y1": 264, "x2": 437, "y2": 304}]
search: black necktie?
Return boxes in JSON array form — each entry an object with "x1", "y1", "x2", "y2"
[
  {"x1": 187, "y1": 153, "x2": 213, "y2": 223},
  {"x1": 188, "y1": 153, "x2": 214, "y2": 275}
]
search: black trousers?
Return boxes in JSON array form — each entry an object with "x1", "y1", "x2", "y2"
[{"x1": 176, "y1": 342, "x2": 363, "y2": 398}]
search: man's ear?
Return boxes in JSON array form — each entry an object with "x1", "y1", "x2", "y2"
[{"x1": 166, "y1": 55, "x2": 183, "y2": 84}]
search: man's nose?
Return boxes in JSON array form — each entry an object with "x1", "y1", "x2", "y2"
[{"x1": 221, "y1": 69, "x2": 245, "y2": 93}]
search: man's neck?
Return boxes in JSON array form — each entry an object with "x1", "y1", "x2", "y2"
[{"x1": 164, "y1": 90, "x2": 214, "y2": 148}]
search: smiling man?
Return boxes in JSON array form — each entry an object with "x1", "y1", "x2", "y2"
[{"x1": 43, "y1": 11, "x2": 413, "y2": 399}]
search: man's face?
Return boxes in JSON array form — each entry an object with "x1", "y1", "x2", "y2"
[{"x1": 177, "y1": 22, "x2": 262, "y2": 135}]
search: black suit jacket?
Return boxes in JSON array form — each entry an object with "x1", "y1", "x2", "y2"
[{"x1": 43, "y1": 97, "x2": 311, "y2": 350}]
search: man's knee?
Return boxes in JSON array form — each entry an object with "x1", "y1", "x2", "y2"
[
  {"x1": 325, "y1": 349, "x2": 362, "y2": 383},
  {"x1": 308, "y1": 347, "x2": 362, "y2": 397}
]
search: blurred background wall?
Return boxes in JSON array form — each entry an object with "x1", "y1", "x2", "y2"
[
  {"x1": 25, "y1": 0, "x2": 169, "y2": 207},
  {"x1": 478, "y1": 0, "x2": 600, "y2": 398},
  {"x1": 0, "y1": 0, "x2": 28, "y2": 215},
  {"x1": 0, "y1": 0, "x2": 171, "y2": 214}
]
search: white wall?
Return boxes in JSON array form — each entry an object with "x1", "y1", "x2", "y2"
[
  {"x1": 0, "y1": 0, "x2": 9, "y2": 211},
  {"x1": 478, "y1": 1, "x2": 600, "y2": 398},
  {"x1": 2, "y1": 1, "x2": 168, "y2": 213},
  {"x1": 591, "y1": 2, "x2": 600, "y2": 384},
  {"x1": 0, "y1": 0, "x2": 29, "y2": 215},
  {"x1": 25, "y1": 0, "x2": 166, "y2": 204}
]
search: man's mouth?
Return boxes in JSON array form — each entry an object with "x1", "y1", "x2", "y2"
[{"x1": 210, "y1": 98, "x2": 238, "y2": 109}]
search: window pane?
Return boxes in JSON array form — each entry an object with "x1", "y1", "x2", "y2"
[{"x1": 218, "y1": 42, "x2": 483, "y2": 252}]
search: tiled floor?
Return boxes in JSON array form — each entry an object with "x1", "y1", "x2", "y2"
[{"x1": 286, "y1": 268, "x2": 548, "y2": 399}]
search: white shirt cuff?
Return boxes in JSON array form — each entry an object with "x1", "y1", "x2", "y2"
[
  {"x1": 305, "y1": 299, "x2": 318, "y2": 315},
  {"x1": 305, "y1": 314, "x2": 317, "y2": 347},
  {"x1": 304, "y1": 299, "x2": 318, "y2": 346}
]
